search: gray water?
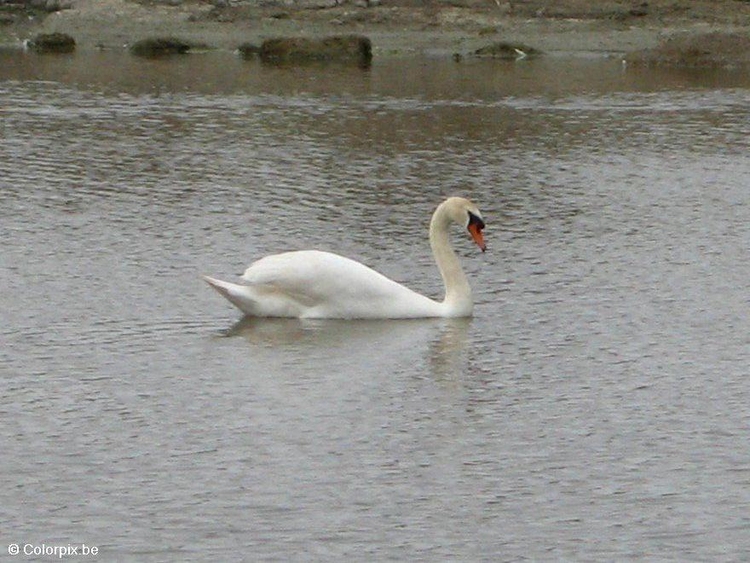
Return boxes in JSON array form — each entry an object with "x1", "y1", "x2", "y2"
[{"x1": 1, "y1": 51, "x2": 749, "y2": 561}]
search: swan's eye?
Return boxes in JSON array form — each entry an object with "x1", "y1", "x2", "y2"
[{"x1": 468, "y1": 211, "x2": 485, "y2": 231}]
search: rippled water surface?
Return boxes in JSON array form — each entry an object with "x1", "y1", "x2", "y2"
[{"x1": 2, "y1": 51, "x2": 749, "y2": 561}]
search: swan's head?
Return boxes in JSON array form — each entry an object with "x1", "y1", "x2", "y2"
[{"x1": 439, "y1": 197, "x2": 486, "y2": 252}]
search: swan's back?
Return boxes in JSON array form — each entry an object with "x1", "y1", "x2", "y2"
[{"x1": 241, "y1": 250, "x2": 441, "y2": 318}]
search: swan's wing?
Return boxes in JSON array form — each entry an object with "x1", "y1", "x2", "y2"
[
  {"x1": 241, "y1": 250, "x2": 402, "y2": 303},
  {"x1": 240, "y1": 250, "x2": 440, "y2": 318}
]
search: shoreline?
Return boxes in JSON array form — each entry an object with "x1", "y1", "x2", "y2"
[{"x1": 2, "y1": 0, "x2": 750, "y2": 59}]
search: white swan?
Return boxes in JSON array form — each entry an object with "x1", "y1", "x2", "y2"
[{"x1": 204, "y1": 196, "x2": 486, "y2": 319}]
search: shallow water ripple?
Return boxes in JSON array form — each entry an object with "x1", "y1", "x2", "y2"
[{"x1": 2, "y1": 54, "x2": 749, "y2": 561}]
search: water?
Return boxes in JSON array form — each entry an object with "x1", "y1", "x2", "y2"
[{"x1": 1, "y1": 50, "x2": 749, "y2": 561}]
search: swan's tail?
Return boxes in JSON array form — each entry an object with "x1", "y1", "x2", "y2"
[{"x1": 203, "y1": 276, "x2": 259, "y2": 315}]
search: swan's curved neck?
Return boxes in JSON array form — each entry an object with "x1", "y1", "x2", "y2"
[{"x1": 429, "y1": 204, "x2": 473, "y2": 315}]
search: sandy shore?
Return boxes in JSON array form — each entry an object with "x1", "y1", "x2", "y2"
[{"x1": 3, "y1": 0, "x2": 750, "y2": 58}]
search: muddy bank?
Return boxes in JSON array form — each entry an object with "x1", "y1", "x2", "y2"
[
  {"x1": 626, "y1": 32, "x2": 750, "y2": 67},
  {"x1": 2, "y1": 0, "x2": 750, "y2": 58}
]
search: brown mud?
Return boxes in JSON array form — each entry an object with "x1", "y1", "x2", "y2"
[{"x1": 1, "y1": 0, "x2": 749, "y2": 60}]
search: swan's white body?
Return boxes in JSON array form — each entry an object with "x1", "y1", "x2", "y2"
[{"x1": 204, "y1": 197, "x2": 486, "y2": 319}]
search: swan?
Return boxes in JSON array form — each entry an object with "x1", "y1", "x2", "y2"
[{"x1": 203, "y1": 196, "x2": 486, "y2": 319}]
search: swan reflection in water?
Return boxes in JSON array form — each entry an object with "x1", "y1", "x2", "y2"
[{"x1": 222, "y1": 316, "x2": 471, "y2": 379}]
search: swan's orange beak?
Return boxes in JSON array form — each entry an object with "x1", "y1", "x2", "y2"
[{"x1": 468, "y1": 223, "x2": 486, "y2": 252}]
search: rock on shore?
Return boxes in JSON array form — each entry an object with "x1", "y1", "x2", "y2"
[
  {"x1": 258, "y1": 35, "x2": 372, "y2": 66},
  {"x1": 28, "y1": 31, "x2": 75, "y2": 52},
  {"x1": 129, "y1": 36, "x2": 192, "y2": 56}
]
